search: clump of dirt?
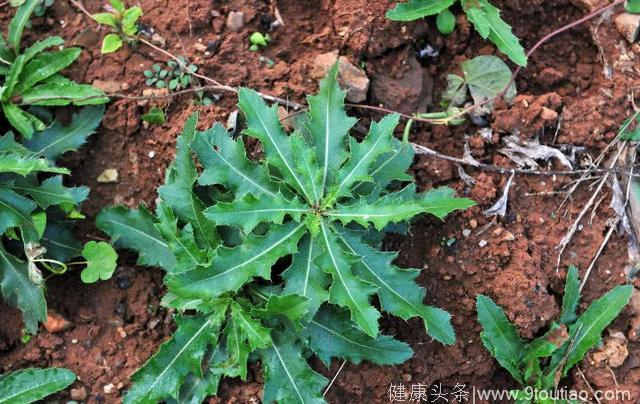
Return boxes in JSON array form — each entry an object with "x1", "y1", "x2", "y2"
[{"x1": 1, "y1": 0, "x2": 640, "y2": 402}]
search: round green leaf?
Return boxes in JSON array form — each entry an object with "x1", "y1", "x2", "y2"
[
  {"x1": 436, "y1": 9, "x2": 456, "y2": 35},
  {"x1": 80, "y1": 241, "x2": 118, "y2": 283},
  {"x1": 101, "y1": 33, "x2": 123, "y2": 54}
]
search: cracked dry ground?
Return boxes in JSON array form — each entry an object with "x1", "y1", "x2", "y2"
[{"x1": 2, "y1": 0, "x2": 640, "y2": 403}]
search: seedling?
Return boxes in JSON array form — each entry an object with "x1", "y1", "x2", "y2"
[
  {"x1": 0, "y1": 0, "x2": 108, "y2": 138},
  {"x1": 442, "y1": 55, "x2": 516, "y2": 111},
  {"x1": 0, "y1": 368, "x2": 76, "y2": 403},
  {"x1": 249, "y1": 31, "x2": 270, "y2": 51},
  {"x1": 387, "y1": 0, "x2": 527, "y2": 66},
  {"x1": 143, "y1": 57, "x2": 197, "y2": 91},
  {"x1": 403, "y1": 55, "x2": 515, "y2": 127},
  {"x1": 97, "y1": 64, "x2": 474, "y2": 403},
  {"x1": 141, "y1": 106, "x2": 166, "y2": 124},
  {"x1": 477, "y1": 266, "x2": 633, "y2": 403},
  {"x1": 92, "y1": 0, "x2": 143, "y2": 53}
]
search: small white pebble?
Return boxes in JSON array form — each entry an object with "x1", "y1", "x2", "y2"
[
  {"x1": 479, "y1": 240, "x2": 488, "y2": 247},
  {"x1": 578, "y1": 224, "x2": 584, "y2": 231},
  {"x1": 71, "y1": 338, "x2": 78, "y2": 344},
  {"x1": 462, "y1": 229, "x2": 471, "y2": 238},
  {"x1": 148, "y1": 151, "x2": 156, "y2": 159},
  {"x1": 605, "y1": 270, "x2": 611, "y2": 275},
  {"x1": 103, "y1": 383, "x2": 115, "y2": 394}
]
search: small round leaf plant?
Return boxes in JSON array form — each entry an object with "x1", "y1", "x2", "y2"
[{"x1": 97, "y1": 64, "x2": 474, "y2": 403}]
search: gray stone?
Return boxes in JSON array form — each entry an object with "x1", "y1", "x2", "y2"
[{"x1": 226, "y1": 11, "x2": 244, "y2": 32}]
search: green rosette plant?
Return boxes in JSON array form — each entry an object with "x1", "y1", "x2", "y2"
[{"x1": 97, "y1": 64, "x2": 474, "y2": 403}]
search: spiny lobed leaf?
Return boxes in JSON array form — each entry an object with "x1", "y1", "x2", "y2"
[
  {"x1": 0, "y1": 105, "x2": 106, "y2": 333},
  {"x1": 0, "y1": 0, "x2": 109, "y2": 334},
  {"x1": 97, "y1": 63, "x2": 474, "y2": 402},
  {"x1": 0, "y1": 367, "x2": 76, "y2": 404},
  {"x1": 478, "y1": 268, "x2": 633, "y2": 392},
  {"x1": 476, "y1": 294, "x2": 525, "y2": 384},
  {"x1": 387, "y1": 0, "x2": 527, "y2": 66},
  {"x1": 307, "y1": 305, "x2": 413, "y2": 366}
]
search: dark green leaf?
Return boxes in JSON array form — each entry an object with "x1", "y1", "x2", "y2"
[
  {"x1": 561, "y1": 285, "x2": 633, "y2": 376},
  {"x1": 41, "y1": 221, "x2": 82, "y2": 262},
  {"x1": 158, "y1": 113, "x2": 218, "y2": 250},
  {"x1": 307, "y1": 63, "x2": 357, "y2": 197},
  {"x1": 559, "y1": 265, "x2": 580, "y2": 324},
  {"x1": 463, "y1": 0, "x2": 527, "y2": 66},
  {"x1": 0, "y1": 367, "x2": 75, "y2": 403},
  {"x1": 166, "y1": 222, "x2": 305, "y2": 299},
  {"x1": 24, "y1": 105, "x2": 105, "y2": 160},
  {"x1": 0, "y1": 188, "x2": 38, "y2": 242},
  {"x1": 337, "y1": 228, "x2": 455, "y2": 344},
  {"x1": 14, "y1": 48, "x2": 82, "y2": 94},
  {"x1": 11, "y1": 176, "x2": 87, "y2": 209},
  {"x1": 307, "y1": 306, "x2": 413, "y2": 366},
  {"x1": 141, "y1": 107, "x2": 166, "y2": 124},
  {"x1": 386, "y1": 0, "x2": 456, "y2": 21},
  {"x1": 261, "y1": 330, "x2": 328, "y2": 404},
  {"x1": 0, "y1": 245, "x2": 46, "y2": 334},
  {"x1": 96, "y1": 205, "x2": 175, "y2": 271},
  {"x1": 238, "y1": 88, "x2": 313, "y2": 202},
  {"x1": 476, "y1": 294, "x2": 525, "y2": 384},
  {"x1": 192, "y1": 122, "x2": 278, "y2": 198},
  {"x1": 124, "y1": 314, "x2": 224, "y2": 404},
  {"x1": 8, "y1": 0, "x2": 39, "y2": 53},
  {"x1": 282, "y1": 235, "x2": 329, "y2": 319},
  {"x1": 317, "y1": 221, "x2": 380, "y2": 337}
]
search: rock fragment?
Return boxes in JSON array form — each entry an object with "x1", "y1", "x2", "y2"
[
  {"x1": 615, "y1": 13, "x2": 640, "y2": 43},
  {"x1": 97, "y1": 169, "x2": 118, "y2": 184},
  {"x1": 43, "y1": 310, "x2": 72, "y2": 333},
  {"x1": 311, "y1": 51, "x2": 370, "y2": 103},
  {"x1": 227, "y1": 11, "x2": 244, "y2": 32}
]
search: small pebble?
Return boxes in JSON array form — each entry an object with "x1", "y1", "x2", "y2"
[
  {"x1": 103, "y1": 383, "x2": 116, "y2": 394},
  {"x1": 462, "y1": 229, "x2": 471, "y2": 238},
  {"x1": 226, "y1": 11, "x2": 244, "y2": 32},
  {"x1": 479, "y1": 240, "x2": 488, "y2": 247},
  {"x1": 148, "y1": 151, "x2": 156, "y2": 159},
  {"x1": 97, "y1": 168, "x2": 118, "y2": 184},
  {"x1": 115, "y1": 275, "x2": 132, "y2": 289},
  {"x1": 469, "y1": 219, "x2": 478, "y2": 229},
  {"x1": 43, "y1": 311, "x2": 72, "y2": 333},
  {"x1": 402, "y1": 373, "x2": 412, "y2": 383},
  {"x1": 70, "y1": 386, "x2": 88, "y2": 401}
]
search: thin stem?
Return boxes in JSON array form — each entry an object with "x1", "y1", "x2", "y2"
[
  {"x1": 33, "y1": 258, "x2": 68, "y2": 274},
  {"x1": 65, "y1": 261, "x2": 89, "y2": 266}
]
